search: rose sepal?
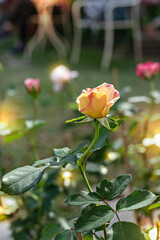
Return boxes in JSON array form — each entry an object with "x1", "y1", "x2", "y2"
[
  {"x1": 66, "y1": 116, "x2": 93, "y2": 124},
  {"x1": 97, "y1": 116, "x2": 123, "y2": 131}
]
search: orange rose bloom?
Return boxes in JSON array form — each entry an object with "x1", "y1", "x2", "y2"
[{"x1": 76, "y1": 83, "x2": 120, "y2": 119}]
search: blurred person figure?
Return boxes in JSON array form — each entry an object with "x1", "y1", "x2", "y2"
[{"x1": 0, "y1": 0, "x2": 37, "y2": 53}]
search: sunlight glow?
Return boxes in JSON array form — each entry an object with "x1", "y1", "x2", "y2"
[
  {"x1": 62, "y1": 171, "x2": 72, "y2": 187},
  {"x1": 149, "y1": 227, "x2": 158, "y2": 240},
  {"x1": 0, "y1": 196, "x2": 18, "y2": 215},
  {"x1": 107, "y1": 152, "x2": 120, "y2": 161},
  {"x1": 154, "y1": 134, "x2": 160, "y2": 148},
  {"x1": 64, "y1": 179, "x2": 71, "y2": 187},
  {"x1": 100, "y1": 166, "x2": 108, "y2": 175},
  {"x1": 142, "y1": 138, "x2": 155, "y2": 147},
  {"x1": 62, "y1": 171, "x2": 71, "y2": 179}
]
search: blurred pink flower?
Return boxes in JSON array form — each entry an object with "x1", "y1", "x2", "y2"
[
  {"x1": 136, "y1": 61, "x2": 160, "y2": 79},
  {"x1": 50, "y1": 65, "x2": 78, "y2": 92},
  {"x1": 24, "y1": 78, "x2": 40, "y2": 93}
]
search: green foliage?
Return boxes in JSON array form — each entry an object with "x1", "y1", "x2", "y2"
[
  {"x1": 54, "y1": 230, "x2": 71, "y2": 240},
  {"x1": 97, "y1": 117, "x2": 121, "y2": 131},
  {"x1": 40, "y1": 223, "x2": 62, "y2": 240},
  {"x1": 91, "y1": 126, "x2": 109, "y2": 152},
  {"x1": 3, "y1": 119, "x2": 46, "y2": 143},
  {"x1": 1, "y1": 166, "x2": 48, "y2": 195},
  {"x1": 25, "y1": 120, "x2": 47, "y2": 131},
  {"x1": 11, "y1": 169, "x2": 60, "y2": 239},
  {"x1": 72, "y1": 141, "x2": 88, "y2": 153},
  {"x1": 75, "y1": 205, "x2": 115, "y2": 232},
  {"x1": 116, "y1": 190, "x2": 157, "y2": 212},
  {"x1": 51, "y1": 154, "x2": 77, "y2": 167},
  {"x1": 107, "y1": 222, "x2": 146, "y2": 240},
  {"x1": 53, "y1": 147, "x2": 71, "y2": 158},
  {"x1": 32, "y1": 158, "x2": 53, "y2": 167},
  {"x1": 66, "y1": 192, "x2": 103, "y2": 206},
  {"x1": 148, "y1": 201, "x2": 160, "y2": 210},
  {"x1": 93, "y1": 235, "x2": 102, "y2": 240},
  {"x1": 96, "y1": 175, "x2": 132, "y2": 200}
]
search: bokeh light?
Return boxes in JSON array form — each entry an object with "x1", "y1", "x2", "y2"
[
  {"x1": 154, "y1": 134, "x2": 160, "y2": 148},
  {"x1": 149, "y1": 227, "x2": 159, "y2": 240},
  {"x1": 62, "y1": 170, "x2": 72, "y2": 187}
]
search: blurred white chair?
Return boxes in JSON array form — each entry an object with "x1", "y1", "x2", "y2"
[
  {"x1": 23, "y1": 0, "x2": 70, "y2": 58},
  {"x1": 71, "y1": 0, "x2": 142, "y2": 69}
]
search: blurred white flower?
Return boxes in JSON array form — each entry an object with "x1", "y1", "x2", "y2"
[{"x1": 50, "y1": 65, "x2": 78, "y2": 92}]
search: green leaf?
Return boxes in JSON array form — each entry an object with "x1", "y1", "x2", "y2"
[
  {"x1": 50, "y1": 154, "x2": 77, "y2": 167},
  {"x1": 75, "y1": 116, "x2": 93, "y2": 123},
  {"x1": 96, "y1": 175, "x2": 132, "y2": 200},
  {"x1": 72, "y1": 141, "x2": 88, "y2": 154},
  {"x1": 55, "y1": 230, "x2": 71, "y2": 240},
  {"x1": 33, "y1": 158, "x2": 53, "y2": 167},
  {"x1": 107, "y1": 222, "x2": 146, "y2": 240},
  {"x1": 148, "y1": 201, "x2": 160, "y2": 210},
  {"x1": 144, "y1": 233, "x2": 151, "y2": 240},
  {"x1": 40, "y1": 222, "x2": 62, "y2": 240},
  {"x1": 83, "y1": 235, "x2": 93, "y2": 240},
  {"x1": 75, "y1": 205, "x2": 115, "y2": 232},
  {"x1": 53, "y1": 147, "x2": 71, "y2": 158},
  {"x1": 97, "y1": 117, "x2": 118, "y2": 131},
  {"x1": 92, "y1": 126, "x2": 109, "y2": 152},
  {"x1": 1, "y1": 166, "x2": 47, "y2": 195},
  {"x1": 4, "y1": 131, "x2": 25, "y2": 143},
  {"x1": 81, "y1": 204, "x2": 97, "y2": 215},
  {"x1": 128, "y1": 121, "x2": 138, "y2": 136},
  {"x1": 66, "y1": 192, "x2": 103, "y2": 206},
  {"x1": 10, "y1": 119, "x2": 26, "y2": 132},
  {"x1": 116, "y1": 190, "x2": 157, "y2": 212},
  {"x1": 25, "y1": 120, "x2": 47, "y2": 131}
]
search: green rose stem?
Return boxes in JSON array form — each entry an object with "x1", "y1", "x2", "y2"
[
  {"x1": 77, "y1": 120, "x2": 125, "y2": 239},
  {"x1": 77, "y1": 120, "x2": 100, "y2": 192},
  {"x1": 105, "y1": 202, "x2": 126, "y2": 240},
  {"x1": 77, "y1": 120, "x2": 121, "y2": 240},
  {"x1": 149, "y1": 78, "x2": 156, "y2": 93},
  {"x1": 77, "y1": 120, "x2": 109, "y2": 239},
  {"x1": 30, "y1": 97, "x2": 39, "y2": 161},
  {"x1": 103, "y1": 224, "x2": 108, "y2": 240}
]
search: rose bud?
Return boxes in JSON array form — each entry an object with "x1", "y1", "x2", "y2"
[
  {"x1": 136, "y1": 61, "x2": 160, "y2": 79},
  {"x1": 50, "y1": 65, "x2": 78, "y2": 92},
  {"x1": 24, "y1": 78, "x2": 40, "y2": 96},
  {"x1": 76, "y1": 83, "x2": 120, "y2": 119}
]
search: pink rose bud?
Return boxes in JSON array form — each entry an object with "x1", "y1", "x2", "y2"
[
  {"x1": 24, "y1": 78, "x2": 40, "y2": 93},
  {"x1": 136, "y1": 61, "x2": 160, "y2": 79},
  {"x1": 50, "y1": 65, "x2": 78, "y2": 92},
  {"x1": 76, "y1": 83, "x2": 120, "y2": 119}
]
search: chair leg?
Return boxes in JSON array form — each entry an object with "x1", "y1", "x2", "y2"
[
  {"x1": 132, "y1": 5, "x2": 143, "y2": 61},
  {"x1": 47, "y1": 22, "x2": 66, "y2": 58},
  {"x1": 23, "y1": 27, "x2": 45, "y2": 59},
  {"x1": 101, "y1": 26, "x2": 114, "y2": 69},
  {"x1": 70, "y1": 26, "x2": 82, "y2": 64}
]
